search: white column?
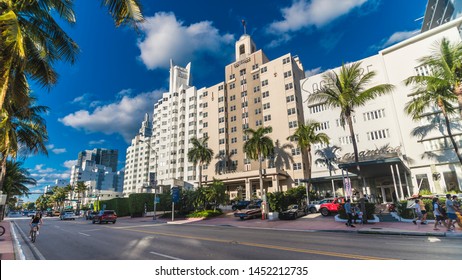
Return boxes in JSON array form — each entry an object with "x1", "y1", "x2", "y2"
[
  {"x1": 245, "y1": 178, "x2": 251, "y2": 200},
  {"x1": 390, "y1": 165, "x2": 399, "y2": 202},
  {"x1": 395, "y1": 164, "x2": 404, "y2": 200}
]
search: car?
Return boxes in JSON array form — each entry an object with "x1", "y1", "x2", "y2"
[
  {"x1": 60, "y1": 211, "x2": 76, "y2": 220},
  {"x1": 92, "y1": 210, "x2": 117, "y2": 224},
  {"x1": 27, "y1": 211, "x2": 37, "y2": 217},
  {"x1": 319, "y1": 197, "x2": 346, "y2": 216},
  {"x1": 53, "y1": 210, "x2": 61, "y2": 216},
  {"x1": 85, "y1": 211, "x2": 98, "y2": 220},
  {"x1": 307, "y1": 198, "x2": 335, "y2": 213},
  {"x1": 231, "y1": 201, "x2": 251, "y2": 211},
  {"x1": 233, "y1": 202, "x2": 262, "y2": 220},
  {"x1": 279, "y1": 204, "x2": 307, "y2": 220},
  {"x1": 7, "y1": 211, "x2": 21, "y2": 217}
]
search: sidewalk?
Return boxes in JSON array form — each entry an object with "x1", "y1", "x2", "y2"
[{"x1": 1, "y1": 213, "x2": 461, "y2": 260}]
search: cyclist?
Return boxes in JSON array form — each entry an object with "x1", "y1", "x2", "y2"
[{"x1": 29, "y1": 212, "x2": 43, "y2": 238}]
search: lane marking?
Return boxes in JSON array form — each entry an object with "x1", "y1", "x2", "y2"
[
  {"x1": 150, "y1": 251, "x2": 183, "y2": 260},
  {"x1": 112, "y1": 226, "x2": 393, "y2": 260},
  {"x1": 79, "y1": 232, "x2": 90, "y2": 237}
]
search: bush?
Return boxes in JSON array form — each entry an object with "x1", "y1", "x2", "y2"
[
  {"x1": 101, "y1": 198, "x2": 130, "y2": 217},
  {"x1": 186, "y1": 209, "x2": 223, "y2": 219}
]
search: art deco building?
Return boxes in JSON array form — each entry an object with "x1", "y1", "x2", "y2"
[
  {"x1": 200, "y1": 34, "x2": 306, "y2": 200},
  {"x1": 301, "y1": 17, "x2": 462, "y2": 203}
]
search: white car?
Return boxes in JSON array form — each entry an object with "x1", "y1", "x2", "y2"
[
  {"x1": 27, "y1": 211, "x2": 37, "y2": 217},
  {"x1": 60, "y1": 211, "x2": 76, "y2": 220}
]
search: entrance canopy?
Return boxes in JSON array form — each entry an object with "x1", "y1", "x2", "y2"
[{"x1": 338, "y1": 157, "x2": 410, "y2": 178}]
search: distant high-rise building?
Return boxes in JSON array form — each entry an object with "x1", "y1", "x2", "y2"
[
  {"x1": 77, "y1": 148, "x2": 118, "y2": 172},
  {"x1": 421, "y1": 0, "x2": 462, "y2": 32}
]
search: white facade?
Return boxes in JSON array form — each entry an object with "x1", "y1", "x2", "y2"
[{"x1": 301, "y1": 17, "x2": 462, "y2": 202}]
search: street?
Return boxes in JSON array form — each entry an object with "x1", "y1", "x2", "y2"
[{"x1": 10, "y1": 216, "x2": 462, "y2": 260}]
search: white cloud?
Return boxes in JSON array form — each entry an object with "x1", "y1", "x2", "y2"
[
  {"x1": 63, "y1": 160, "x2": 77, "y2": 169},
  {"x1": 381, "y1": 30, "x2": 419, "y2": 48},
  {"x1": 305, "y1": 67, "x2": 322, "y2": 77},
  {"x1": 51, "y1": 148, "x2": 66, "y2": 154},
  {"x1": 268, "y1": 0, "x2": 368, "y2": 34},
  {"x1": 59, "y1": 90, "x2": 163, "y2": 143},
  {"x1": 28, "y1": 164, "x2": 70, "y2": 187},
  {"x1": 89, "y1": 139, "x2": 106, "y2": 146},
  {"x1": 138, "y1": 12, "x2": 234, "y2": 70}
]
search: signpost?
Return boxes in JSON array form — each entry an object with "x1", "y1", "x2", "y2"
[
  {"x1": 149, "y1": 172, "x2": 158, "y2": 220},
  {"x1": 171, "y1": 187, "x2": 180, "y2": 221}
]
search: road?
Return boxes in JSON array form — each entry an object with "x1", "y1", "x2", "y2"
[{"x1": 11, "y1": 216, "x2": 462, "y2": 260}]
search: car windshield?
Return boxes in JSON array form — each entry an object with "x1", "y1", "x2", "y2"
[{"x1": 103, "y1": 211, "x2": 115, "y2": 215}]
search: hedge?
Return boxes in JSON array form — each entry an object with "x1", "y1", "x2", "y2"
[{"x1": 99, "y1": 198, "x2": 130, "y2": 217}]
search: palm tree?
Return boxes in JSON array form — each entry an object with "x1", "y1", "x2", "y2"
[
  {"x1": 287, "y1": 121, "x2": 329, "y2": 204},
  {"x1": 187, "y1": 136, "x2": 214, "y2": 188},
  {"x1": 243, "y1": 126, "x2": 274, "y2": 201},
  {"x1": 308, "y1": 62, "x2": 394, "y2": 196},
  {"x1": 74, "y1": 181, "x2": 87, "y2": 212},
  {"x1": 0, "y1": 0, "x2": 144, "y2": 111},
  {"x1": 0, "y1": 95, "x2": 48, "y2": 192},
  {"x1": 407, "y1": 37, "x2": 462, "y2": 118},
  {"x1": 205, "y1": 179, "x2": 227, "y2": 211},
  {"x1": 314, "y1": 145, "x2": 342, "y2": 177},
  {"x1": 404, "y1": 79, "x2": 462, "y2": 165},
  {"x1": 2, "y1": 160, "x2": 35, "y2": 218}
]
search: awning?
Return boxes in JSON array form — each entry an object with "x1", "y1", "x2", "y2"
[{"x1": 338, "y1": 157, "x2": 410, "y2": 177}]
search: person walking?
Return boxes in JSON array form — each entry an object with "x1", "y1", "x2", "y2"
[
  {"x1": 432, "y1": 197, "x2": 447, "y2": 230},
  {"x1": 445, "y1": 194, "x2": 457, "y2": 232},
  {"x1": 344, "y1": 199, "x2": 355, "y2": 228},
  {"x1": 412, "y1": 199, "x2": 423, "y2": 225},
  {"x1": 418, "y1": 197, "x2": 428, "y2": 224}
]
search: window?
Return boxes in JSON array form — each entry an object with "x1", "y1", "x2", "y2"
[
  {"x1": 203, "y1": 112, "x2": 208, "y2": 118},
  {"x1": 231, "y1": 149, "x2": 238, "y2": 155},
  {"x1": 231, "y1": 126, "x2": 237, "y2": 132},
  {"x1": 230, "y1": 105, "x2": 236, "y2": 111},
  {"x1": 287, "y1": 108, "x2": 296, "y2": 115},
  {"x1": 283, "y1": 57, "x2": 290, "y2": 64},
  {"x1": 203, "y1": 91, "x2": 208, "y2": 97},
  {"x1": 293, "y1": 162, "x2": 302, "y2": 170},
  {"x1": 202, "y1": 102, "x2": 208, "y2": 108},
  {"x1": 231, "y1": 116, "x2": 237, "y2": 122},
  {"x1": 254, "y1": 97, "x2": 261, "y2": 103},
  {"x1": 315, "y1": 121, "x2": 329, "y2": 131},
  {"x1": 231, "y1": 137, "x2": 237, "y2": 143},
  {"x1": 339, "y1": 135, "x2": 360, "y2": 145},
  {"x1": 264, "y1": 115, "x2": 271, "y2": 122},
  {"x1": 363, "y1": 109, "x2": 386, "y2": 121},
  {"x1": 256, "y1": 120, "x2": 262, "y2": 126},
  {"x1": 242, "y1": 112, "x2": 248, "y2": 118},
  {"x1": 241, "y1": 91, "x2": 247, "y2": 97},
  {"x1": 229, "y1": 74, "x2": 235, "y2": 80},
  {"x1": 202, "y1": 122, "x2": 208, "y2": 128},
  {"x1": 261, "y1": 66, "x2": 267, "y2": 73},
  {"x1": 242, "y1": 123, "x2": 249, "y2": 130},
  {"x1": 253, "y1": 73, "x2": 259, "y2": 80},
  {"x1": 230, "y1": 95, "x2": 236, "y2": 101},
  {"x1": 286, "y1": 95, "x2": 295, "y2": 102},
  {"x1": 240, "y1": 79, "x2": 247, "y2": 85},
  {"x1": 262, "y1": 91, "x2": 269, "y2": 98},
  {"x1": 219, "y1": 139, "x2": 225, "y2": 144},
  {"x1": 291, "y1": 148, "x2": 301, "y2": 156},
  {"x1": 255, "y1": 108, "x2": 261, "y2": 114},
  {"x1": 309, "y1": 104, "x2": 326, "y2": 114},
  {"x1": 263, "y1": 103, "x2": 271, "y2": 110},
  {"x1": 218, "y1": 117, "x2": 225, "y2": 123},
  {"x1": 229, "y1": 83, "x2": 235, "y2": 89},
  {"x1": 367, "y1": 129, "x2": 390, "y2": 140},
  {"x1": 219, "y1": 128, "x2": 225, "y2": 134},
  {"x1": 284, "y1": 70, "x2": 292, "y2": 78},
  {"x1": 285, "y1": 82, "x2": 293, "y2": 90},
  {"x1": 262, "y1": 80, "x2": 268, "y2": 86},
  {"x1": 254, "y1": 86, "x2": 260, "y2": 93},
  {"x1": 218, "y1": 107, "x2": 225, "y2": 113},
  {"x1": 252, "y1": 64, "x2": 259, "y2": 70},
  {"x1": 288, "y1": 121, "x2": 298, "y2": 128},
  {"x1": 242, "y1": 101, "x2": 248, "y2": 108},
  {"x1": 240, "y1": 69, "x2": 246, "y2": 76}
]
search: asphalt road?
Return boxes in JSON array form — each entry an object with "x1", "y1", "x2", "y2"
[{"x1": 11, "y1": 216, "x2": 462, "y2": 260}]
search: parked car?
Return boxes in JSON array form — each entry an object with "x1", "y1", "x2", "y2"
[
  {"x1": 231, "y1": 201, "x2": 251, "y2": 211},
  {"x1": 85, "y1": 211, "x2": 98, "y2": 220},
  {"x1": 92, "y1": 210, "x2": 117, "y2": 224},
  {"x1": 53, "y1": 210, "x2": 61, "y2": 216},
  {"x1": 279, "y1": 204, "x2": 307, "y2": 220},
  {"x1": 307, "y1": 198, "x2": 335, "y2": 213},
  {"x1": 319, "y1": 197, "x2": 346, "y2": 216},
  {"x1": 233, "y1": 202, "x2": 262, "y2": 220},
  {"x1": 60, "y1": 211, "x2": 76, "y2": 220},
  {"x1": 27, "y1": 211, "x2": 37, "y2": 217}
]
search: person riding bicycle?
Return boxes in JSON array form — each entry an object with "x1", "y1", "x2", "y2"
[{"x1": 29, "y1": 213, "x2": 43, "y2": 237}]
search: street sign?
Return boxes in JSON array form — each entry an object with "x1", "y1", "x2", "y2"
[
  {"x1": 149, "y1": 172, "x2": 157, "y2": 188},
  {"x1": 155, "y1": 196, "x2": 160, "y2": 204},
  {"x1": 171, "y1": 187, "x2": 180, "y2": 203}
]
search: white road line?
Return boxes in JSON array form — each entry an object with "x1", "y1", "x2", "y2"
[
  {"x1": 149, "y1": 251, "x2": 183, "y2": 260},
  {"x1": 79, "y1": 232, "x2": 91, "y2": 236}
]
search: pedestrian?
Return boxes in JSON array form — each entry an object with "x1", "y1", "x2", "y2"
[
  {"x1": 432, "y1": 197, "x2": 447, "y2": 230},
  {"x1": 418, "y1": 197, "x2": 428, "y2": 224},
  {"x1": 412, "y1": 199, "x2": 423, "y2": 225},
  {"x1": 445, "y1": 194, "x2": 457, "y2": 232},
  {"x1": 344, "y1": 199, "x2": 355, "y2": 228}
]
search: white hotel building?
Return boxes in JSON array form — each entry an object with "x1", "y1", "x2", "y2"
[{"x1": 301, "y1": 17, "x2": 462, "y2": 203}]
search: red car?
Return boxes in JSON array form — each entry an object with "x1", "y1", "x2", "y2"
[
  {"x1": 92, "y1": 210, "x2": 117, "y2": 224},
  {"x1": 319, "y1": 197, "x2": 346, "y2": 216}
]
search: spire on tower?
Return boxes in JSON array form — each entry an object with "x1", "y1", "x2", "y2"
[{"x1": 242, "y1": 19, "x2": 246, "y2": 35}]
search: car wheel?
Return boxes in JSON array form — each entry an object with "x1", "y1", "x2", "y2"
[
  {"x1": 92, "y1": 220, "x2": 95, "y2": 224},
  {"x1": 320, "y1": 208, "x2": 330, "y2": 216},
  {"x1": 240, "y1": 217, "x2": 244, "y2": 220},
  {"x1": 113, "y1": 220, "x2": 116, "y2": 224},
  {"x1": 309, "y1": 207, "x2": 317, "y2": 214},
  {"x1": 232, "y1": 206, "x2": 238, "y2": 211}
]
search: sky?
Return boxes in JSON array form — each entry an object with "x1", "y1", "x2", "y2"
[{"x1": 20, "y1": 0, "x2": 428, "y2": 199}]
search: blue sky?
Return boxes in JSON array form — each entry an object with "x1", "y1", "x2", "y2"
[{"x1": 21, "y1": 0, "x2": 427, "y2": 198}]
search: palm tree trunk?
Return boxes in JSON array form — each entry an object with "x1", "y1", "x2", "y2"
[
  {"x1": 198, "y1": 162, "x2": 202, "y2": 188},
  {"x1": 0, "y1": 155, "x2": 7, "y2": 193},
  {"x1": 346, "y1": 115, "x2": 365, "y2": 197},
  {"x1": 443, "y1": 113, "x2": 462, "y2": 165},
  {"x1": 0, "y1": 56, "x2": 13, "y2": 112},
  {"x1": 305, "y1": 147, "x2": 312, "y2": 205},
  {"x1": 258, "y1": 153, "x2": 263, "y2": 200}
]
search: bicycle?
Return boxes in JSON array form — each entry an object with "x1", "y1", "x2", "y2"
[
  {"x1": 30, "y1": 225, "x2": 39, "y2": 243},
  {"x1": 0, "y1": 225, "x2": 5, "y2": 236}
]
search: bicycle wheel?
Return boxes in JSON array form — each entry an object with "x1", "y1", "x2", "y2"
[
  {"x1": 31, "y1": 230, "x2": 36, "y2": 243},
  {"x1": 0, "y1": 225, "x2": 5, "y2": 236}
]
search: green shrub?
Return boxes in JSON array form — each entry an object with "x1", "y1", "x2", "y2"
[
  {"x1": 186, "y1": 209, "x2": 223, "y2": 219},
  {"x1": 101, "y1": 198, "x2": 130, "y2": 217}
]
